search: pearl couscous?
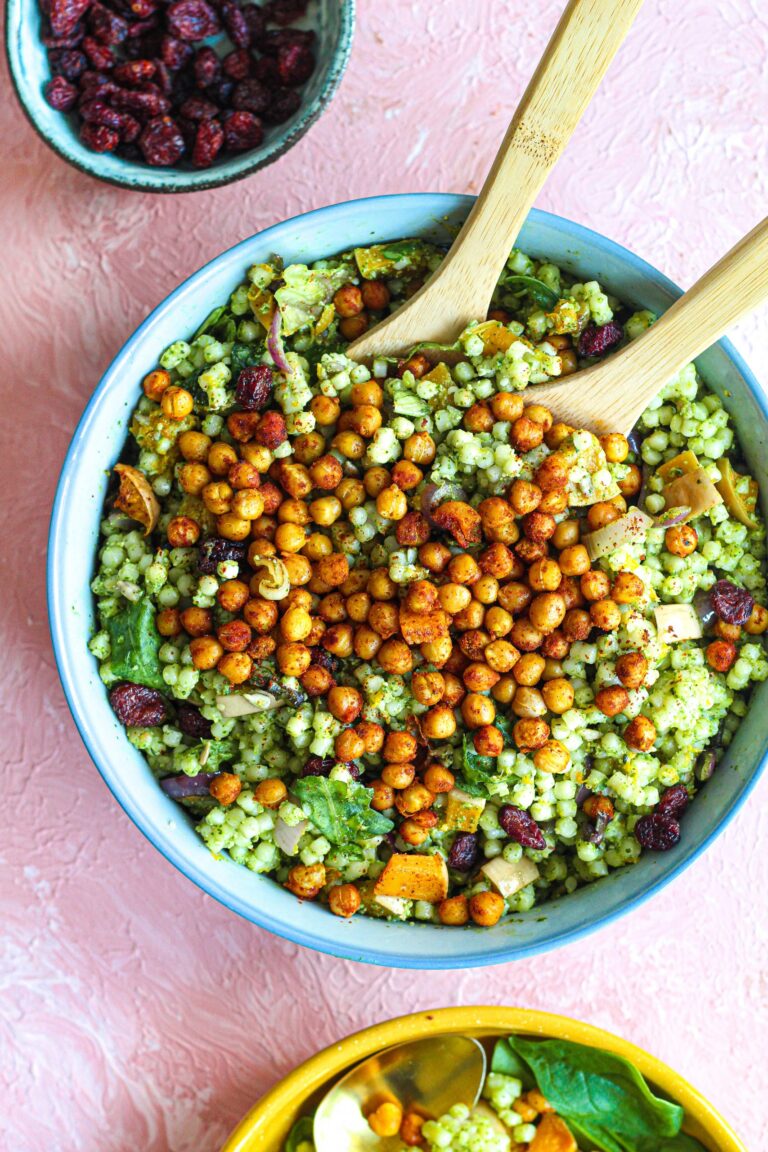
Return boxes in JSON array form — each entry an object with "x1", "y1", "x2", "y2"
[{"x1": 90, "y1": 237, "x2": 767, "y2": 928}]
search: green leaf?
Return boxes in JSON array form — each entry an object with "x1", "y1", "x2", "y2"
[
  {"x1": 504, "y1": 1036, "x2": 687, "y2": 1152},
  {"x1": 200, "y1": 739, "x2": 236, "y2": 773},
  {"x1": 194, "y1": 305, "x2": 229, "y2": 340},
  {"x1": 292, "y1": 778, "x2": 394, "y2": 845},
  {"x1": 285, "y1": 1116, "x2": 314, "y2": 1152},
  {"x1": 229, "y1": 342, "x2": 262, "y2": 376},
  {"x1": 490, "y1": 1038, "x2": 535, "y2": 1087},
  {"x1": 106, "y1": 597, "x2": 165, "y2": 690},
  {"x1": 460, "y1": 716, "x2": 513, "y2": 797},
  {"x1": 502, "y1": 274, "x2": 559, "y2": 310}
]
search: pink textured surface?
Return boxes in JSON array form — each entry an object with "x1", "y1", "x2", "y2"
[{"x1": 3, "y1": 1, "x2": 768, "y2": 1149}]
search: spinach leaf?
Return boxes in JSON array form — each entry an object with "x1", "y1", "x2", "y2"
[
  {"x1": 504, "y1": 1036, "x2": 691, "y2": 1152},
  {"x1": 285, "y1": 1116, "x2": 314, "y2": 1152},
  {"x1": 106, "y1": 597, "x2": 165, "y2": 690},
  {"x1": 502, "y1": 274, "x2": 559, "y2": 310},
  {"x1": 461, "y1": 716, "x2": 513, "y2": 797},
  {"x1": 230, "y1": 341, "x2": 262, "y2": 376},
  {"x1": 293, "y1": 778, "x2": 393, "y2": 844},
  {"x1": 194, "y1": 305, "x2": 227, "y2": 339},
  {"x1": 194, "y1": 305, "x2": 236, "y2": 343},
  {"x1": 490, "y1": 1037, "x2": 535, "y2": 1087}
]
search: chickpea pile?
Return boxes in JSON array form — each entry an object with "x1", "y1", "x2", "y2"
[{"x1": 140, "y1": 340, "x2": 667, "y2": 926}]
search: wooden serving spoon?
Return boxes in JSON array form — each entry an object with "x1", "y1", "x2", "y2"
[
  {"x1": 529, "y1": 215, "x2": 768, "y2": 434},
  {"x1": 348, "y1": 0, "x2": 647, "y2": 360}
]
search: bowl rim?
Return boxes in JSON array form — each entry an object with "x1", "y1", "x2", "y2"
[
  {"x1": 4, "y1": 0, "x2": 356, "y2": 193},
  {"x1": 220, "y1": 1005, "x2": 747, "y2": 1152},
  {"x1": 47, "y1": 193, "x2": 768, "y2": 967}
]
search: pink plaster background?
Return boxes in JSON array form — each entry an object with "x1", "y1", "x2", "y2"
[{"x1": 3, "y1": 1, "x2": 768, "y2": 1149}]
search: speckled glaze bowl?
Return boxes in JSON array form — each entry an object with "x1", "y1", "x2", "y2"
[
  {"x1": 5, "y1": 0, "x2": 354, "y2": 192},
  {"x1": 220, "y1": 1006, "x2": 747, "y2": 1152},
  {"x1": 48, "y1": 194, "x2": 768, "y2": 967}
]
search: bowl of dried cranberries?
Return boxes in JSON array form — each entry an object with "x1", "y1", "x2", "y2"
[{"x1": 5, "y1": 0, "x2": 355, "y2": 191}]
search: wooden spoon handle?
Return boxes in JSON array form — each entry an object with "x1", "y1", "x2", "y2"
[{"x1": 432, "y1": 0, "x2": 647, "y2": 312}]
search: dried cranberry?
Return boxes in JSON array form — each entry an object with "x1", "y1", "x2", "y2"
[
  {"x1": 48, "y1": 0, "x2": 92, "y2": 39},
  {"x1": 262, "y1": 86, "x2": 300, "y2": 124},
  {"x1": 112, "y1": 86, "x2": 170, "y2": 116},
  {"x1": 266, "y1": 0, "x2": 308, "y2": 25},
  {"x1": 657, "y1": 784, "x2": 689, "y2": 818},
  {"x1": 302, "y1": 755, "x2": 334, "y2": 777},
  {"x1": 222, "y1": 48, "x2": 251, "y2": 80},
  {"x1": 83, "y1": 35, "x2": 115, "y2": 68},
  {"x1": 180, "y1": 94, "x2": 219, "y2": 120},
  {"x1": 251, "y1": 55, "x2": 280, "y2": 87},
  {"x1": 197, "y1": 536, "x2": 247, "y2": 574},
  {"x1": 80, "y1": 120, "x2": 120, "y2": 150},
  {"x1": 139, "y1": 114, "x2": 185, "y2": 164},
  {"x1": 88, "y1": 3, "x2": 128, "y2": 43},
  {"x1": 276, "y1": 42, "x2": 314, "y2": 86},
  {"x1": 259, "y1": 27, "x2": 315, "y2": 56},
  {"x1": 221, "y1": 1, "x2": 250, "y2": 48},
  {"x1": 113, "y1": 58, "x2": 156, "y2": 85},
  {"x1": 236, "y1": 364, "x2": 273, "y2": 410},
  {"x1": 242, "y1": 3, "x2": 266, "y2": 42},
  {"x1": 45, "y1": 75, "x2": 79, "y2": 110},
  {"x1": 192, "y1": 116, "x2": 224, "y2": 166},
  {"x1": 49, "y1": 47, "x2": 88, "y2": 79},
  {"x1": 176, "y1": 702, "x2": 213, "y2": 738},
  {"x1": 208, "y1": 77, "x2": 235, "y2": 106},
  {"x1": 166, "y1": 0, "x2": 221, "y2": 42},
  {"x1": 635, "y1": 812, "x2": 681, "y2": 851},
  {"x1": 109, "y1": 682, "x2": 167, "y2": 727},
  {"x1": 710, "y1": 578, "x2": 754, "y2": 626},
  {"x1": 309, "y1": 647, "x2": 338, "y2": 674},
  {"x1": 153, "y1": 58, "x2": 173, "y2": 94},
  {"x1": 79, "y1": 98, "x2": 125, "y2": 128},
  {"x1": 578, "y1": 321, "x2": 624, "y2": 359},
  {"x1": 232, "y1": 78, "x2": 271, "y2": 114},
  {"x1": 222, "y1": 109, "x2": 263, "y2": 151},
  {"x1": 448, "y1": 832, "x2": 479, "y2": 872},
  {"x1": 498, "y1": 805, "x2": 547, "y2": 850},
  {"x1": 161, "y1": 34, "x2": 194, "y2": 70},
  {"x1": 43, "y1": 23, "x2": 86, "y2": 47},
  {"x1": 193, "y1": 45, "x2": 220, "y2": 87},
  {"x1": 123, "y1": 26, "x2": 163, "y2": 58},
  {"x1": 78, "y1": 68, "x2": 117, "y2": 95}
]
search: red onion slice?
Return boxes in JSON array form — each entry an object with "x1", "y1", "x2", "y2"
[
  {"x1": 693, "y1": 589, "x2": 716, "y2": 630},
  {"x1": 654, "y1": 505, "x2": 692, "y2": 528},
  {"x1": 160, "y1": 772, "x2": 216, "y2": 799},
  {"x1": 420, "y1": 481, "x2": 468, "y2": 523},
  {"x1": 267, "y1": 309, "x2": 292, "y2": 375}
]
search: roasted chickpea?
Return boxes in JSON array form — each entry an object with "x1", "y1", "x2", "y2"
[
  {"x1": 370, "y1": 778, "x2": 395, "y2": 811},
  {"x1": 490, "y1": 391, "x2": 525, "y2": 422},
  {"x1": 232, "y1": 489, "x2": 265, "y2": 520},
  {"x1": 524, "y1": 403, "x2": 553, "y2": 430},
  {"x1": 562, "y1": 608, "x2": 591, "y2": 641},
  {"x1": 528, "y1": 558, "x2": 562, "y2": 593},
  {"x1": 508, "y1": 479, "x2": 541, "y2": 516},
  {"x1": 595, "y1": 685, "x2": 630, "y2": 717},
  {"x1": 558, "y1": 545, "x2": 591, "y2": 576},
  {"x1": 664, "y1": 523, "x2": 698, "y2": 557},
  {"x1": 333, "y1": 283, "x2": 363, "y2": 317},
  {"x1": 745, "y1": 603, "x2": 768, "y2": 634},
  {"x1": 714, "y1": 619, "x2": 741, "y2": 642},
  {"x1": 456, "y1": 626, "x2": 490, "y2": 658},
  {"x1": 514, "y1": 538, "x2": 548, "y2": 565},
  {"x1": 328, "y1": 883, "x2": 362, "y2": 919},
  {"x1": 624, "y1": 715, "x2": 657, "y2": 751},
  {"x1": 322, "y1": 623, "x2": 354, "y2": 658},
  {"x1": 366, "y1": 602, "x2": 398, "y2": 640},
  {"x1": 541, "y1": 677, "x2": 575, "y2": 714},
  {"x1": 510, "y1": 617, "x2": 544, "y2": 652},
  {"x1": 342, "y1": 591, "x2": 370, "y2": 623},
  {"x1": 705, "y1": 639, "x2": 738, "y2": 672},
  {"x1": 161, "y1": 386, "x2": 194, "y2": 420},
  {"x1": 377, "y1": 638, "x2": 413, "y2": 675},
  {"x1": 534, "y1": 452, "x2": 570, "y2": 493},
  {"x1": 513, "y1": 716, "x2": 550, "y2": 750},
  {"x1": 360, "y1": 279, "x2": 390, "y2": 311},
  {"x1": 177, "y1": 430, "x2": 210, "y2": 463},
  {"x1": 310, "y1": 394, "x2": 341, "y2": 426},
  {"x1": 180, "y1": 606, "x2": 213, "y2": 637},
  {"x1": 355, "y1": 720, "x2": 385, "y2": 754},
  {"x1": 580, "y1": 569, "x2": 611, "y2": 601},
  {"x1": 615, "y1": 651, "x2": 648, "y2": 689},
  {"x1": 478, "y1": 496, "x2": 519, "y2": 543},
  {"x1": 405, "y1": 579, "x2": 439, "y2": 613},
  {"x1": 447, "y1": 554, "x2": 480, "y2": 585},
  {"x1": 336, "y1": 477, "x2": 366, "y2": 512},
  {"x1": 253, "y1": 778, "x2": 288, "y2": 809},
  {"x1": 469, "y1": 891, "x2": 505, "y2": 927},
  {"x1": 423, "y1": 763, "x2": 456, "y2": 794},
  {"x1": 217, "y1": 651, "x2": 253, "y2": 684},
  {"x1": 383, "y1": 730, "x2": 418, "y2": 763},
  {"x1": 473, "y1": 724, "x2": 504, "y2": 757},
  {"x1": 484, "y1": 606, "x2": 514, "y2": 639},
  {"x1": 204, "y1": 441, "x2": 236, "y2": 478},
  {"x1": 463, "y1": 662, "x2": 500, "y2": 693},
  {"x1": 491, "y1": 675, "x2": 516, "y2": 704},
  {"x1": 390, "y1": 460, "x2": 423, "y2": 494},
  {"x1": 209, "y1": 772, "x2": 242, "y2": 806},
  {"x1": 189, "y1": 635, "x2": 223, "y2": 670},
  {"x1": 314, "y1": 553, "x2": 350, "y2": 589},
  {"x1": 216, "y1": 619, "x2": 252, "y2": 653},
  {"x1": 166, "y1": 515, "x2": 200, "y2": 548},
  {"x1": 155, "y1": 607, "x2": 182, "y2": 637},
  {"x1": 341, "y1": 568, "x2": 370, "y2": 596},
  {"x1": 348, "y1": 404, "x2": 383, "y2": 438},
  {"x1": 528, "y1": 592, "x2": 566, "y2": 634},
  {"x1": 404, "y1": 432, "x2": 436, "y2": 465},
  {"x1": 216, "y1": 579, "x2": 250, "y2": 614},
  {"x1": 585, "y1": 501, "x2": 620, "y2": 532},
  {"x1": 497, "y1": 582, "x2": 532, "y2": 616},
  {"x1": 353, "y1": 625, "x2": 383, "y2": 660},
  {"x1": 409, "y1": 670, "x2": 444, "y2": 707},
  {"x1": 394, "y1": 782, "x2": 435, "y2": 818},
  {"x1": 335, "y1": 728, "x2": 366, "y2": 762},
  {"x1": 559, "y1": 576, "x2": 585, "y2": 610},
  {"x1": 597, "y1": 432, "x2": 629, "y2": 463},
  {"x1": 484, "y1": 639, "x2": 520, "y2": 674},
  {"x1": 331, "y1": 430, "x2": 366, "y2": 460},
  {"x1": 301, "y1": 533, "x2": 331, "y2": 563},
  {"x1": 533, "y1": 739, "x2": 570, "y2": 773},
  {"x1": 438, "y1": 895, "x2": 469, "y2": 927},
  {"x1": 271, "y1": 523, "x2": 304, "y2": 553},
  {"x1": 544, "y1": 420, "x2": 574, "y2": 449},
  {"x1": 438, "y1": 582, "x2": 472, "y2": 615},
  {"x1": 376, "y1": 484, "x2": 408, "y2": 521},
  {"x1": 421, "y1": 703, "x2": 458, "y2": 740},
  {"x1": 612, "y1": 571, "x2": 645, "y2": 604},
  {"x1": 381, "y1": 762, "x2": 416, "y2": 790},
  {"x1": 286, "y1": 862, "x2": 326, "y2": 900},
  {"x1": 510, "y1": 415, "x2": 544, "y2": 452},
  {"x1": 511, "y1": 686, "x2": 547, "y2": 719},
  {"x1": 277, "y1": 499, "x2": 310, "y2": 526},
  {"x1": 540, "y1": 488, "x2": 570, "y2": 516},
  {"x1": 368, "y1": 567, "x2": 397, "y2": 601},
  {"x1": 202, "y1": 480, "x2": 233, "y2": 515},
  {"x1": 419, "y1": 541, "x2": 452, "y2": 573},
  {"x1": 142, "y1": 367, "x2": 171, "y2": 402},
  {"x1": 179, "y1": 462, "x2": 211, "y2": 496},
  {"x1": 242, "y1": 597, "x2": 279, "y2": 633},
  {"x1": 513, "y1": 652, "x2": 546, "y2": 686},
  {"x1": 590, "y1": 598, "x2": 622, "y2": 631},
  {"x1": 617, "y1": 463, "x2": 642, "y2": 498},
  {"x1": 551, "y1": 521, "x2": 579, "y2": 552},
  {"x1": 300, "y1": 665, "x2": 334, "y2": 696},
  {"x1": 339, "y1": 313, "x2": 369, "y2": 341},
  {"x1": 541, "y1": 630, "x2": 569, "y2": 660},
  {"x1": 460, "y1": 693, "x2": 496, "y2": 729},
  {"x1": 279, "y1": 606, "x2": 313, "y2": 643},
  {"x1": 216, "y1": 512, "x2": 252, "y2": 542}
]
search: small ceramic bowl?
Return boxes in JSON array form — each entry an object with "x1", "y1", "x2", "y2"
[
  {"x1": 48, "y1": 194, "x2": 768, "y2": 968},
  {"x1": 5, "y1": 0, "x2": 354, "y2": 193},
  {"x1": 220, "y1": 1006, "x2": 747, "y2": 1152}
]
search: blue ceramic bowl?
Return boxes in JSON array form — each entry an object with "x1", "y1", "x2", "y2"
[
  {"x1": 5, "y1": 0, "x2": 354, "y2": 193},
  {"x1": 48, "y1": 194, "x2": 768, "y2": 967}
]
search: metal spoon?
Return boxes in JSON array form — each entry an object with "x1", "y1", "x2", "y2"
[
  {"x1": 348, "y1": 0, "x2": 646, "y2": 360},
  {"x1": 313, "y1": 1035, "x2": 486, "y2": 1152}
]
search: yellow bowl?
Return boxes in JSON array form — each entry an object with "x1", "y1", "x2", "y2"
[{"x1": 222, "y1": 1007, "x2": 745, "y2": 1152}]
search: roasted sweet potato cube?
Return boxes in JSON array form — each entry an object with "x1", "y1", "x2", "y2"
[
  {"x1": 528, "y1": 1114, "x2": 577, "y2": 1152},
  {"x1": 399, "y1": 606, "x2": 450, "y2": 645},
  {"x1": 431, "y1": 500, "x2": 482, "y2": 548},
  {"x1": 374, "y1": 853, "x2": 449, "y2": 903}
]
